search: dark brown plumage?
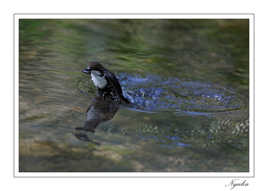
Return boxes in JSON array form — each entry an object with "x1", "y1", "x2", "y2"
[{"x1": 82, "y1": 61, "x2": 129, "y2": 104}]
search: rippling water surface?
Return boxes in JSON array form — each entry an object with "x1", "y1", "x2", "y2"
[{"x1": 19, "y1": 19, "x2": 249, "y2": 172}]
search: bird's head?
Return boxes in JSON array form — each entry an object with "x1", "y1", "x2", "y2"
[{"x1": 82, "y1": 61, "x2": 104, "y2": 75}]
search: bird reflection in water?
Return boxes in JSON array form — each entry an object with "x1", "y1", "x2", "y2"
[{"x1": 74, "y1": 95, "x2": 120, "y2": 144}]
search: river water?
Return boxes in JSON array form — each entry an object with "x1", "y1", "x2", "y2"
[{"x1": 19, "y1": 19, "x2": 249, "y2": 172}]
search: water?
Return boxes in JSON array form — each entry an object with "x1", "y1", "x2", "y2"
[{"x1": 19, "y1": 19, "x2": 249, "y2": 172}]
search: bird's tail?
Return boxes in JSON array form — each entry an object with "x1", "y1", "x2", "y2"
[{"x1": 121, "y1": 95, "x2": 130, "y2": 104}]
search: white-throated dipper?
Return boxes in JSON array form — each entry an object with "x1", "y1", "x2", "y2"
[{"x1": 82, "y1": 61, "x2": 129, "y2": 104}]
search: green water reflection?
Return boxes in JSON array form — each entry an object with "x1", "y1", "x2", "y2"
[{"x1": 19, "y1": 19, "x2": 249, "y2": 172}]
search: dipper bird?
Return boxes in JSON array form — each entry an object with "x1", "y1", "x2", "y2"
[{"x1": 82, "y1": 61, "x2": 129, "y2": 104}]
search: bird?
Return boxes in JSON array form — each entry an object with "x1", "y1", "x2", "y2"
[{"x1": 82, "y1": 61, "x2": 130, "y2": 104}]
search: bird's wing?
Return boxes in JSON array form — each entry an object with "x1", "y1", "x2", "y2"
[
  {"x1": 104, "y1": 69, "x2": 129, "y2": 104},
  {"x1": 104, "y1": 70, "x2": 124, "y2": 96}
]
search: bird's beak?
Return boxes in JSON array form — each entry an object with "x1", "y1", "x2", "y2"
[{"x1": 82, "y1": 68, "x2": 91, "y2": 74}]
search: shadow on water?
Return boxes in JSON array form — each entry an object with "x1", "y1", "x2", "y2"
[
  {"x1": 74, "y1": 95, "x2": 119, "y2": 144},
  {"x1": 19, "y1": 19, "x2": 249, "y2": 172}
]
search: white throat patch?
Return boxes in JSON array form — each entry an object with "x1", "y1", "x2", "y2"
[{"x1": 91, "y1": 70, "x2": 107, "y2": 89}]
